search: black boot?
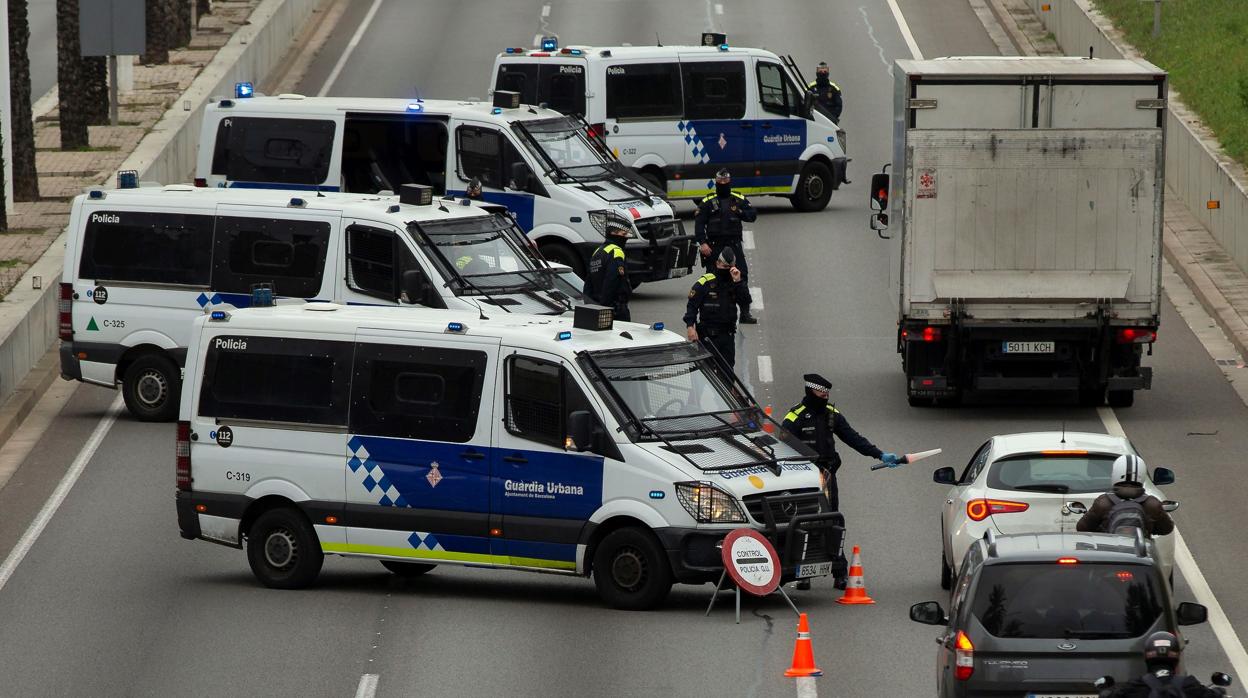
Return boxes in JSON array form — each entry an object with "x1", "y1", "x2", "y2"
[{"x1": 738, "y1": 307, "x2": 758, "y2": 324}]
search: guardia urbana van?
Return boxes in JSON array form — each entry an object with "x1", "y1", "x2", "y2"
[
  {"x1": 489, "y1": 39, "x2": 849, "y2": 210},
  {"x1": 195, "y1": 89, "x2": 695, "y2": 285},
  {"x1": 59, "y1": 182, "x2": 580, "y2": 422},
  {"x1": 175, "y1": 303, "x2": 846, "y2": 609}
]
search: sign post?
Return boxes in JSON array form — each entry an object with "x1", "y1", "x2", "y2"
[{"x1": 706, "y1": 528, "x2": 799, "y2": 623}]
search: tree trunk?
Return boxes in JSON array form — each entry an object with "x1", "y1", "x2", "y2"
[
  {"x1": 83, "y1": 56, "x2": 110, "y2": 126},
  {"x1": 0, "y1": 125, "x2": 8, "y2": 230},
  {"x1": 197, "y1": 0, "x2": 210, "y2": 18},
  {"x1": 172, "y1": 0, "x2": 191, "y2": 49},
  {"x1": 141, "y1": 0, "x2": 170, "y2": 65},
  {"x1": 8, "y1": 0, "x2": 39, "y2": 201},
  {"x1": 55, "y1": 0, "x2": 89, "y2": 149}
]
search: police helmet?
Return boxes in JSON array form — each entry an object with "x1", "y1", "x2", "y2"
[
  {"x1": 715, "y1": 168, "x2": 732, "y2": 183},
  {"x1": 1142, "y1": 631, "x2": 1181, "y2": 670},
  {"x1": 1110, "y1": 454, "x2": 1146, "y2": 486},
  {"x1": 593, "y1": 210, "x2": 634, "y2": 239},
  {"x1": 716, "y1": 247, "x2": 736, "y2": 266},
  {"x1": 816, "y1": 61, "x2": 830, "y2": 75}
]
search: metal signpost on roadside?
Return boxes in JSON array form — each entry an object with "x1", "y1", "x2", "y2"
[
  {"x1": 706, "y1": 528, "x2": 800, "y2": 624},
  {"x1": 78, "y1": 0, "x2": 146, "y2": 127},
  {"x1": 1140, "y1": 0, "x2": 1165, "y2": 37}
]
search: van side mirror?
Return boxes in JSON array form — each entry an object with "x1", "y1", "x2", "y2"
[
  {"x1": 909, "y1": 601, "x2": 947, "y2": 626},
  {"x1": 1152, "y1": 467, "x2": 1175, "y2": 486},
  {"x1": 870, "y1": 170, "x2": 890, "y2": 211},
  {"x1": 802, "y1": 90, "x2": 816, "y2": 119},
  {"x1": 1161, "y1": 500, "x2": 1179, "y2": 513},
  {"x1": 400, "y1": 269, "x2": 431, "y2": 305},
  {"x1": 1176, "y1": 602, "x2": 1208, "y2": 626},
  {"x1": 1211, "y1": 673, "x2": 1232, "y2": 688},
  {"x1": 509, "y1": 162, "x2": 534, "y2": 193},
  {"x1": 567, "y1": 410, "x2": 594, "y2": 452},
  {"x1": 932, "y1": 467, "x2": 956, "y2": 485}
]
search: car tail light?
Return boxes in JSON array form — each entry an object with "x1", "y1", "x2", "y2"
[
  {"x1": 176, "y1": 421, "x2": 192, "y2": 492},
  {"x1": 1116, "y1": 327, "x2": 1157, "y2": 344},
  {"x1": 954, "y1": 630, "x2": 974, "y2": 681},
  {"x1": 966, "y1": 498, "x2": 1029, "y2": 521},
  {"x1": 58, "y1": 283, "x2": 74, "y2": 341},
  {"x1": 1057, "y1": 557, "x2": 1079, "y2": 565}
]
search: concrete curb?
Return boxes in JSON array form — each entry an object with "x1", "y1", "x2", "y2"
[
  {"x1": 1163, "y1": 223, "x2": 1248, "y2": 362},
  {"x1": 0, "y1": 349, "x2": 60, "y2": 453}
]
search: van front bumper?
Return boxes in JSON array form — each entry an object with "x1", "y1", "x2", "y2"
[
  {"x1": 656, "y1": 510, "x2": 846, "y2": 585},
  {"x1": 630, "y1": 218, "x2": 696, "y2": 283}
]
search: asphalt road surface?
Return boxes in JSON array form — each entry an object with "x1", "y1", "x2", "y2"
[{"x1": 0, "y1": 1, "x2": 1244, "y2": 696}]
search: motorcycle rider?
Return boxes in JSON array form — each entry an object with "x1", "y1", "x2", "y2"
[
  {"x1": 1076, "y1": 454, "x2": 1174, "y2": 537},
  {"x1": 1099, "y1": 631, "x2": 1226, "y2": 697}
]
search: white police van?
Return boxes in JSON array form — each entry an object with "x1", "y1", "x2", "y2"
[
  {"x1": 490, "y1": 40, "x2": 848, "y2": 211},
  {"x1": 195, "y1": 91, "x2": 694, "y2": 284},
  {"x1": 175, "y1": 303, "x2": 845, "y2": 609},
  {"x1": 59, "y1": 182, "x2": 581, "y2": 422}
]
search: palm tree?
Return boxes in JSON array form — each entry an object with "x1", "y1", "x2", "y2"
[
  {"x1": 173, "y1": 0, "x2": 191, "y2": 49},
  {"x1": 8, "y1": 0, "x2": 38, "y2": 200},
  {"x1": 55, "y1": 0, "x2": 89, "y2": 149},
  {"x1": 84, "y1": 56, "x2": 109, "y2": 126},
  {"x1": 141, "y1": 0, "x2": 172, "y2": 64}
]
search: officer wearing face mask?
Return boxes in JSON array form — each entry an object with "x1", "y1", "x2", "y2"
[
  {"x1": 808, "y1": 62, "x2": 843, "y2": 123},
  {"x1": 683, "y1": 247, "x2": 745, "y2": 368},
  {"x1": 694, "y1": 168, "x2": 758, "y2": 324},
  {"x1": 583, "y1": 212, "x2": 633, "y2": 321}
]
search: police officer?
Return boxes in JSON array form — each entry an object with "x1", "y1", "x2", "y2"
[
  {"x1": 694, "y1": 168, "x2": 758, "y2": 324},
  {"x1": 683, "y1": 248, "x2": 745, "y2": 368},
  {"x1": 808, "y1": 62, "x2": 843, "y2": 123},
  {"x1": 583, "y1": 212, "x2": 633, "y2": 321}
]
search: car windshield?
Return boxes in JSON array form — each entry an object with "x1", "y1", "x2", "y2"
[
  {"x1": 586, "y1": 342, "x2": 755, "y2": 439},
  {"x1": 972, "y1": 563, "x2": 1163, "y2": 639},
  {"x1": 987, "y1": 454, "x2": 1123, "y2": 494},
  {"x1": 515, "y1": 117, "x2": 614, "y2": 182},
  {"x1": 411, "y1": 213, "x2": 555, "y2": 294}
]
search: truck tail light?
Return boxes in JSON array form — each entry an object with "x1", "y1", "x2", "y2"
[
  {"x1": 966, "y1": 498, "x2": 1029, "y2": 521},
  {"x1": 902, "y1": 326, "x2": 943, "y2": 342},
  {"x1": 954, "y1": 630, "x2": 974, "y2": 680},
  {"x1": 1116, "y1": 327, "x2": 1157, "y2": 344},
  {"x1": 176, "y1": 421, "x2": 193, "y2": 492},
  {"x1": 58, "y1": 283, "x2": 74, "y2": 341}
]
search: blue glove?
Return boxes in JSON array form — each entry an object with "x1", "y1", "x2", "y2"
[{"x1": 882, "y1": 452, "x2": 901, "y2": 467}]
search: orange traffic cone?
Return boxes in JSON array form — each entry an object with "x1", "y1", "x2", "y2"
[
  {"x1": 763, "y1": 406, "x2": 775, "y2": 433},
  {"x1": 783, "y1": 613, "x2": 823, "y2": 677},
  {"x1": 836, "y1": 546, "x2": 876, "y2": 605}
]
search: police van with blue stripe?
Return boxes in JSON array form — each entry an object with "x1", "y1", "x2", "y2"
[
  {"x1": 59, "y1": 182, "x2": 580, "y2": 422},
  {"x1": 490, "y1": 38, "x2": 848, "y2": 211},
  {"x1": 194, "y1": 88, "x2": 694, "y2": 286},
  {"x1": 175, "y1": 303, "x2": 845, "y2": 609}
]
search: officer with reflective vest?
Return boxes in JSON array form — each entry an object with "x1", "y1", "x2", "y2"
[
  {"x1": 808, "y1": 62, "x2": 843, "y2": 123},
  {"x1": 694, "y1": 168, "x2": 758, "y2": 324},
  {"x1": 683, "y1": 247, "x2": 745, "y2": 368},
  {"x1": 782, "y1": 373, "x2": 899, "y2": 512},
  {"x1": 583, "y1": 212, "x2": 633, "y2": 321}
]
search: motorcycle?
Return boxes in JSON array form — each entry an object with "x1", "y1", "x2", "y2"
[{"x1": 1094, "y1": 671, "x2": 1233, "y2": 697}]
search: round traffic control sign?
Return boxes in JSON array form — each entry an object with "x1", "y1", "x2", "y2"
[{"x1": 721, "y1": 528, "x2": 781, "y2": 596}]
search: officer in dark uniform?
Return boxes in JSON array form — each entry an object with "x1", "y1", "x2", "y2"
[
  {"x1": 694, "y1": 168, "x2": 758, "y2": 324},
  {"x1": 582, "y1": 212, "x2": 633, "y2": 321},
  {"x1": 683, "y1": 247, "x2": 745, "y2": 368},
  {"x1": 807, "y1": 62, "x2": 843, "y2": 123}
]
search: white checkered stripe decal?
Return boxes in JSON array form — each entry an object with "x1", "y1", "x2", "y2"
[
  {"x1": 678, "y1": 121, "x2": 710, "y2": 165},
  {"x1": 347, "y1": 437, "x2": 409, "y2": 508}
]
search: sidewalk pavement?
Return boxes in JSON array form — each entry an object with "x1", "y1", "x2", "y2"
[
  {"x1": 996, "y1": 0, "x2": 1248, "y2": 360},
  {"x1": 0, "y1": 0, "x2": 263, "y2": 299}
]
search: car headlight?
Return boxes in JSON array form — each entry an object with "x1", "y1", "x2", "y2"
[
  {"x1": 836, "y1": 129, "x2": 847, "y2": 154},
  {"x1": 675, "y1": 482, "x2": 747, "y2": 524}
]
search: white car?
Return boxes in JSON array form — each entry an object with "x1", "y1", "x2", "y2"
[{"x1": 934, "y1": 432, "x2": 1176, "y2": 590}]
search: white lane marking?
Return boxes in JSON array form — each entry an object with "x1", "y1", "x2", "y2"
[
  {"x1": 0, "y1": 395, "x2": 123, "y2": 596},
  {"x1": 884, "y1": 0, "x2": 924, "y2": 60},
  {"x1": 354, "y1": 674, "x2": 379, "y2": 698},
  {"x1": 758, "y1": 355, "x2": 774, "y2": 383},
  {"x1": 750, "y1": 286, "x2": 764, "y2": 310},
  {"x1": 858, "y1": 6, "x2": 895, "y2": 77},
  {"x1": 317, "y1": 0, "x2": 384, "y2": 97},
  {"x1": 743, "y1": 229, "x2": 755, "y2": 250},
  {"x1": 795, "y1": 676, "x2": 818, "y2": 698},
  {"x1": 541, "y1": 4, "x2": 550, "y2": 17},
  {"x1": 1098, "y1": 406, "x2": 1248, "y2": 681},
  {"x1": 715, "y1": 3, "x2": 724, "y2": 15}
]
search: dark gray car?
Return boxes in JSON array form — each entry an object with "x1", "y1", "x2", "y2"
[{"x1": 910, "y1": 530, "x2": 1208, "y2": 697}]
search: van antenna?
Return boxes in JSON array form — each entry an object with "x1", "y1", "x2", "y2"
[
  {"x1": 655, "y1": 32, "x2": 662, "y2": 47},
  {"x1": 1061, "y1": 421, "x2": 1067, "y2": 444},
  {"x1": 1088, "y1": 46, "x2": 1094, "y2": 59}
]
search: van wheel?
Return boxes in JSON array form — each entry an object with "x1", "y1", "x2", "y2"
[
  {"x1": 592, "y1": 528, "x2": 672, "y2": 610},
  {"x1": 640, "y1": 170, "x2": 666, "y2": 197},
  {"x1": 790, "y1": 161, "x2": 833, "y2": 212},
  {"x1": 381, "y1": 560, "x2": 437, "y2": 578},
  {"x1": 539, "y1": 240, "x2": 586, "y2": 278},
  {"x1": 1107, "y1": 390, "x2": 1135, "y2": 408},
  {"x1": 122, "y1": 353, "x2": 181, "y2": 422},
  {"x1": 246, "y1": 508, "x2": 323, "y2": 589}
]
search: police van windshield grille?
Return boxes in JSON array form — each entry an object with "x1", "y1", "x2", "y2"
[
  {"x1": 412, "y1": 215, "x2": 553, "y2": 293},
  {"x1": 971, "y1": 563, "x2": 1163, "y2": 639},
  {"x1": 516, "y1": 118, "x2": 613, "y2": 181}
]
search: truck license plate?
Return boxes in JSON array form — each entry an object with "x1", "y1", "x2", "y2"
[
  {"x1": 796, "y1": 562, "x2": 834, "y2": 579},
  {"x1": 1002, "y1": 341, "x2": 1054, "y2": 354}
]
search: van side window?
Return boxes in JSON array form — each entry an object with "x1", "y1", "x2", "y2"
[
  {"x1": 349, "y1": 343, "x2": 487, "y2": 443},
  {"x1": 198, "y1": 336, "x2": 352, "y2": 425},
  {"x1": 505, "y1": 356, "x2": 592, "y2": 447},
  {"x1": 341, "y1": 117, "x2": 449, "y2": 195},
  {"x1": 605, "y1": 63, "x2": 683, "y2": 120},
  {"x1": 211, "y1": 117, "x2": 335, "y2": 185},
  {"x1": 757, "y1": 62, "x2": 798, "y2": 116},
  {"x1": 457, "y1": 127, "x2": 524, "y2": 190},
  {"x1": 212, "y1": 216, "x2": 330, "y2": 298},
  {"x1": 496, "y1": 65, "x2": 537, "y2": 104},
  {"x1": 345, "y1": 224, "x2": 420, "y2": 302},
  {"x1": 78, "y1": 211, "x2": 213, "y2": 286},
  {"x1": 541, "y1": 64, "x2": 586, "y2": 116},
  {"x1": 682, "y1": 61, "x2": 746, "y2": 120}
]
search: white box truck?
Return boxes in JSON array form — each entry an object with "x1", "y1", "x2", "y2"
[{"x1": 869, "y1": 58, "x2": 1167, "y2": 407}]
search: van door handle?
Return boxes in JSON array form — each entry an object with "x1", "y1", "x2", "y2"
[
  {"x1": 760, "y1": 123, "x2": 773, "y2": 130},
  {"x1": 503, "y1": 455, "x2": 528, "y2": 464},
  {"x1": 740, "y1": 123, "x2": 753, "y2": 130},
  {"x1": 460, "y1": 450, "x2": 486, "y2": 461}
]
